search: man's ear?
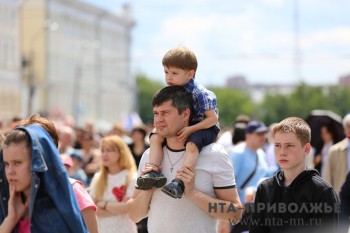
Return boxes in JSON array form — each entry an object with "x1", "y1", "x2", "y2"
[
  {"x1": 183, "y1": 108, "x2": 191, "y2": 123},
  {"x1": 304, "y1": 143, "x2": 311, "y2": 156}
]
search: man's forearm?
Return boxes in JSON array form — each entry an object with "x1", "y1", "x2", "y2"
[
  {"x1": 127, "y1": 189, "x2": 154, "y2": 223},
  {"x1": 188, "y1": 189, "x2": 243, "y2": 221}
]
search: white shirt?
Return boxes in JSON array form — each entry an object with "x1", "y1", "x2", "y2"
[
  {"x1": 90, "y1": 170, "x2": 137, "y2": 233},
  {"x1": 138, "y1": 143, "x2": 236, "y2": 233}
]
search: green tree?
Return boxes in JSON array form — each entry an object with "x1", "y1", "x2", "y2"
[
  {"x1": 287, "y1": 83, "x2": 329, "y2": 118},
  {"x1": 327, "y1": 86, "x2": 350, "y2": 116},
  {"x1": 211, "y1": 87, "x2": 255, "y2": 128},
  {"x1": 257, "y1": 82, "x2": 349, "y2": 125},
  {"x1": 257, "y1": 93, "x2": 291, "y2": 125},
  {"x1": 136, "y1": 74, "x2": 163, "y2": 123}
]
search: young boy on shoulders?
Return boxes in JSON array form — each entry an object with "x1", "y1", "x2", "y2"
[
  {"x1": 250, "y1": 117, "x2": 339, "y2": 233},
  {"x1": 136, "y1": 46, "x2": 220, "y2": 198}
]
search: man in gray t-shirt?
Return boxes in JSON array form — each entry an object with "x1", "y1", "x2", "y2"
[{"x1": 127, "y1": 86, "x2": 243, "y2": 233}]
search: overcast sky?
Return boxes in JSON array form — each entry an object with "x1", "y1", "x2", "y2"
[{"x1": 83, "y1": 0, "x2": 350, "y2": 87}]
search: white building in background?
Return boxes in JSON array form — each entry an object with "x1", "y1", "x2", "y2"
[
  {"x1": 0, "y1": 0, "x2": 22, "y2": 123},
  {"x1": 19, "y1": 0, "x2": 135, "y2": 126},
  {"x1": 226, "y1": 75, "x2": 295, "y2": 103}
]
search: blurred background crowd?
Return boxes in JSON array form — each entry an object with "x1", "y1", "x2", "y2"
[{"x1": 1, "y1": 0, "x2": 350, "y2": 232}]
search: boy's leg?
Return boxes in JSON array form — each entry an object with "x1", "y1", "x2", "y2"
[
  {"x1": 137, "y1": 133, "x2": 167, "y2": 190},
  {"x1": 148, "y1": 133, "x2": 164, "y2": 168},
  {"x1": 183, "y1": 142, "x2": 199, "y2": 169},
  {"x1": 161, "y1": 142, "x2": 199, "y2": 199},
  {"x1": 161, "y1": 126, "x2": 218, "y2": 198}
]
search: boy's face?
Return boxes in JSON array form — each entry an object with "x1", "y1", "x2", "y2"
[
  {"x1": 164, "y1": 66, "x2": 194, "y2": 86},
  {"x1": 273, "y1": 131, "x2": 311, "y2": 172}
]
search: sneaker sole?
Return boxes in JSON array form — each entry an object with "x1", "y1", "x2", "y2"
[
  {"x1": 161, "y1": 186, "x2": 182, "y2": 199},
  {"x1": 155, "y1": 177, "x2": 167, "y2": 188},
  {"x1": 137, "y1": 176, "x2": 167, "y2": 190}
]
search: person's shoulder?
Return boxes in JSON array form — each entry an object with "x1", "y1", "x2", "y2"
[
  {"x1": 70, "y1": 178, "x2": 88, "y2": 193},
  {"x1": 192, "y1": 79, "x2": 213, "y2": 92},
  {"x1": 258, "y1": 176, "x2": 275, "y2": 188},
  {"x1": 138, "y1": 148, "x2": 151, "y2": 168},
  {"x1": 329, "y1": 138, "x2": 348, "y2": 152},
  {"x1": 311, "y1": 173, "x2": 335, "y2": 190},
  {"x1": 142, "y1": 147, "x2": 151, "y2": 157},
  {"x1": 296, "y1": 170, "x2": 336, "y2": 192},
  {"x1": 308, "y1": 174, "x2": 339, "y2": 201},
  {"x1": 69, "y1": 177, "x2": 82, "y2": 186},
  {"x1": 199, "y1": 143, "x2": 231, "y2": 162},
  {"x1": 230, "y1": 142, "x2": 246, "y2": 154},
  {"x1": 201, "y1": 142, "x2": 227, "y2": 154},
  {"x1": 142, "y1": 147, "x2": 151, "y2": 153},
  {"x1": 257, "y1": 148, "x2": 267, "y2": 156}
]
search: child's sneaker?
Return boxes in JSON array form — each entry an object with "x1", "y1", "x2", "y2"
[
  {"x1": 136, "y1": 171, "x2": 167, "y2": 190},
  {"x1": 161, "y1": 178, "x2": 184, "y2": 199}
]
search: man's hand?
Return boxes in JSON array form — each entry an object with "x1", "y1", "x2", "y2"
[
  {"x1": 141, "y1": 162, "x2": 161, "y2": 174},
  {"x1": 176, "y1": 166, "x2": 196, "y2": 197},
  {"x1": 176, "y1": 166, "x2": 243, "y2": 222}
]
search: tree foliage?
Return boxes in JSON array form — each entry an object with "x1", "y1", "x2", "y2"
[
  {"x1": 136, "y1": 74, "x2": 163, "y2": 123},
  {"x1": 327, "y1": 86, "x2": 350, "y2": 116},
  {"x1": 258, "y1": 83, "x2": 350, "y2": 125},
  {"x1": 288, "y1": 83, "x2": 329, "y2": 118},
  {"x1": 211, "y1": 87, "x2": 255, "y2": 128},
  {"x1": 257, "y1": 93, "x2": 290, "y2": 125}
]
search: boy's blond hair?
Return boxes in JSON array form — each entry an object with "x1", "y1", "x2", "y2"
[
  {"x1": 162, "y1": 46, "x2": 198, "y2": 72},
  {"x1": 272, "y1": 117, "x2": 311, "y2": 146}
]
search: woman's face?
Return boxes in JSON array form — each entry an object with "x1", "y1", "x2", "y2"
[
  {"x1": 101, "y1": 144, "x2": 120, "y2": 168},
  {"x1": 3, "y1": 142, "x2": 32, "y2": 197},
  {"x1": 131, "y1": 130, "x2": 145, "y2": 143}
]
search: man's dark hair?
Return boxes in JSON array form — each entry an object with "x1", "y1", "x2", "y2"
[
  {"x1": 232, "y1": 122, "x2": 247, "y2": 145},
  {"x1": 152, "y1": 86, "x2": 193, "y2": 115}
]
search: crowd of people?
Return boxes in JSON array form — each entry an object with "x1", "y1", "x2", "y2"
[
  {"x1": 0, "y1": 45, "x2": 349, "y2": 233},
  {"x1": 1, "y1": 103, "x2": 350, "y2": 233}
]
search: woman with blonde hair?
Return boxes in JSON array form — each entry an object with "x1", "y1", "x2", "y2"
[{"x1": 89, "y1": 135, "x2": 137, "y2": 233}]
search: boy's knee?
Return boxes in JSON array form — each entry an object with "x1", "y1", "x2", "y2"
[
  {"x1": 150, "y1": 133, "x2": 164, "y2": 144},
  {"x1": 186, "y1": 142, "x2": 199, "y2": 154}
]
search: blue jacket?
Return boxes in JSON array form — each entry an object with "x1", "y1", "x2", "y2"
[{"x1": 0, "y1": 125, "x2": 87, "y2": 233}]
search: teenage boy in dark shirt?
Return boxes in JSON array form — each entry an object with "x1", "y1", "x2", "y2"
[{"x1": 250, "y1": 117, "x2": 339, "y2": 233}]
